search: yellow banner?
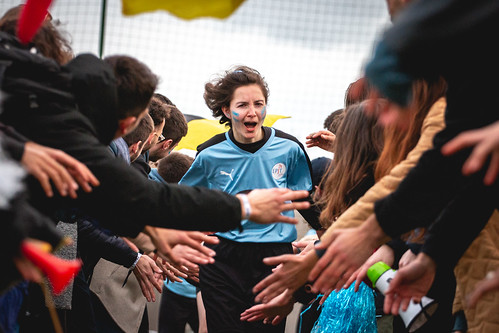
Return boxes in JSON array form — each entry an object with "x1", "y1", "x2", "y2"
[
  {"x1": 176, "y1": 114, "x2": 290, "y2": 151},
  {"x1": 122, "y1": 0, "x2": 246, "y2": 19}
]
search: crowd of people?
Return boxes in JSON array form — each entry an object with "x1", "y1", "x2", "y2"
[{"x1": 2, "y1": 0, "x2": 499, "y2": 332}]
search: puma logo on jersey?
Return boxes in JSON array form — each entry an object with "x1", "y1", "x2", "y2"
[{"x1": 220, "y1": 169, "x2": 234, "y2": 181}]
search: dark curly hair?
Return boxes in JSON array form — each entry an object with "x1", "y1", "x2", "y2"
[{"x1": 203, "y1": 65, "x2": 269, "y2": 127}]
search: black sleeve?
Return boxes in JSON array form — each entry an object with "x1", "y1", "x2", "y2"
[
  {"x1": 296, "y1": 194, "x2": 322, "y2": 231},
  {"x1": 1, "y1": 194, "x2": 63, "y2": 259},
  {"x1": 374, "y1": 144, "x2": 485, "y2": 238},
  {"x1": 77, "y1": 220, "x2": 137, "y2": 268},
  {"x1": 384, "y1": 0, "x2": 499, "y2": 79},
  {"x1": 0, "y1": 123, "x2": 28, "y2": 161},
  {"x1": 130, "y1": 153, "x2": 151, "y2": 178},
  {"x1": 385, "y1": 238, "x2": 409, "y2": 269},
  {"x1": 1, "y1": 135, "x2": 25, "y2": 161},
  {"x1": 420, "y1": 180, "x2": 498, "y2": 270},
  {"x1": 26, "y1": 140, "x2": 242, "y2": 238}
]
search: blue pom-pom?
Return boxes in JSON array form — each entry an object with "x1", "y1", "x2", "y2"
[{"x1": 311, "y1": 281, "x2": 377, "y2": 333}]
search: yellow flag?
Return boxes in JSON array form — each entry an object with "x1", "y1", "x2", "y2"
[
  {"x1": 122, "y1": 0, "x2": 246, "y2": 19},
  {"x1": 175, "y1": 114, "x2": 290, "y2": 151}
]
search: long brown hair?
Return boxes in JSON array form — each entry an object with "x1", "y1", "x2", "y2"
[
  {"x1": 374, "y1": 77, "x2": 447, "y2": 242},
  {"x1": 317, "y1": 100, "x2": 384, "y2": 228},
  {"x1": 374, "y1": 77, "x2": 447, "y2": 180}
]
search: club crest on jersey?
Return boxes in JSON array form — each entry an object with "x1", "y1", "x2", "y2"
[{"x1": 272, "y1": 163, "x2": 286, "y2": 179}]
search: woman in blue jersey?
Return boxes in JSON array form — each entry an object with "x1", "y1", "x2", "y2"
[{"x1": 179, "y1": 65, "x2": 314, "y2": 332}]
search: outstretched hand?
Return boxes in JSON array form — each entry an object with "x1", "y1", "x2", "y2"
[
  {"x1": 241, "y1": 188, "x2": 310, "y2": 225},
  {"x1": 383, "y1": 252, "x2": 436, "y2": 315},
  {"x1": 143, "y1": 227, "x2": 218, "y2": 266},
  {"x1": 253, "y1": 250, "x2": 318, "y2": 304},
  {"x1": 21, "y1": 141, "x2": 99, "y2": 198},
  {"x1": 133, "y1": 254, "x2": 164, "y2": 302},
  {"x1": 306, "y1": 130, "x2": 336, "y2": 152},
  {"x1": 309, "y1": 215, "x2": 386, "y2": 294},
  {"x1": 241, "y1": 289, "x2": 295, "y2": 326},
  {"x1": 152, "y1": 254, "x2": 185, "y2": 283},
  {"x1": 346, "y1": 244, "x2": 395, "y2": 292},
  {"x1": 442, "y1": 120, "x2": 499, "y2": 185}
]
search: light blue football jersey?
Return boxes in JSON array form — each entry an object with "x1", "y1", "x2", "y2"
[
  {"x1": 179, "y1": 127, "x2": 312, "y2": 243},
  {"x1": 164, "y1": 277, "x2": 197, "y2": 299}
]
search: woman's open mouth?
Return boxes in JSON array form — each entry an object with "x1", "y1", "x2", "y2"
[{"x1": 244, "y1": 122, "x2": 258, "y2": 131}]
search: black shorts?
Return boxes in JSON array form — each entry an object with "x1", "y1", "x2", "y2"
[
  {"x1": 158, "y1": 287, "x2": 198, "y2": 333},
  {"x1": 200, "y1": 237, "x2": 292, "y2": 333}
]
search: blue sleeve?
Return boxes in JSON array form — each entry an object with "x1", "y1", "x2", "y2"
[
  {"x1": 287, "y1": 145, "x2": 312, "y2": 192},
  {"x1": 288, "y1": 145, "x2": 322, "y2": 229},
  {"x1": 179, "y1": 155, "x2": 210, "y2": 188}
]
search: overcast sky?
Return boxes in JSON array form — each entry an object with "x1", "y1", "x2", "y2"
[{"x1": 1, "y1": 0, "x2": 390, "y2": 159}]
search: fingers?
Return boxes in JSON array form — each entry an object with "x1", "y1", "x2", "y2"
[
  {"x1": 189, "y1": 275, "x2": 200, "y2": 284},
  {"x1": 399, "y1": 297, "x2": 411, "y2": 312},
  {"x1": 253, "y1": 272, "x2": 284, "y2": 302},
  {"x1": 182, "y1": 251, "x2": 209, "y2": 267},
  {"x1": 283, "y1": 200, "x2": 310, "y2": 212},
  {"x1": 136, "y1": 274, "x2": 155, "y2": 302},
  {"x1": 157, "y1": 245, "x2": 179, "y2": 266},
  {"x1": 67, "y1": 163, "x2": 100, "y2": 192},
  {"x1": 262, "y1": 254, "x2": 292, "y2": 267},
  {"x1": 390, "y1": 295, "x2": 402, "y2": 315},
  {"x1": 336, "y1": 267, "x2": 356, "y2": 291},
  {"x1": 201, "y1": 235, "x2": 219, "y2": 245},
  {"x1": 383, "y1": 292, "x2": 394, "y2": 314},
  {"x1": 308, "y1": 236, "x2": 336, "y2": 281},
  {"x1": 484, "y1": 152, "x2": 499, "y2": 185},
  {"x1": 306, "y1": 132, "x2": 321, "y2": 140},
  {"x1": 240, "y1": 305, "x2": 264, "y2": 321},
  {"x1": 46, "y1": 146, "x2": 100, "y2": 194},
  {"x1": 148, "y1": 269, "x2": 163, "y2": 293},
  {"x1": 181, "y1": 241, "x2": 215, "y2": 261},
  {"x1": 441, "y1": 132, "x2": 478, "y2": 156},
  {"x1": 41, "y1": 156, "x2": 76, "y2": 198},
  {"x1": 168, "y1": 263, "x2": 188, "y2": 280},
  {"x1": 253, "y1": 272, "x2": 278, "y2": 294},
  {"x1": 272, "y1": 215, "x2": 298, "y2": 225},
  {"x1": 178, "y1": 259, "x2": 199, "y2": 272},
  {"x1": 163, "y1": 267, "x2": 183, "y2": 283},
  {"x1": 254, "y1": 283, "x2": 284, "y2": 304},
  {"x1": 34, "y1": 168, "x2": 54, "y2": 198},
  {"x1": 292, "y1": 240, "x2": 311, "y2": 249},
  {"x1": 271, "y1": 315, "x2": 285, "y2": 326},
  {"x1": 346, "y1": 268, "x2": 361, "y2": 292},
  {"x1": 40, "y1": 150, "x2": 79, "y2": 198},
  {"x1": 241, "y1": 312, "x2": 265, "y2": 323},
  {"x1": 312, "y1": 261, "x2": 345, "y2": 294},
  {"x1": 281, "y1": 189, "x2": 310, "y2": 202},
  {"x1": 68, "y1": 168, "x2": 95, "y2": 193},
  {"x1": 462, "y1": 140, "x2": 493, "y2": 176}
]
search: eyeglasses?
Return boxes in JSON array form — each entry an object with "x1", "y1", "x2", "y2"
[{"x1": 158, "y1": 134, "x2": 166, "y2": 143}]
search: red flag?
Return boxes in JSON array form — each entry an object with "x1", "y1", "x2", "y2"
[{"x1": 17, "y1": 0, "x2": 54, "y2": 44}]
